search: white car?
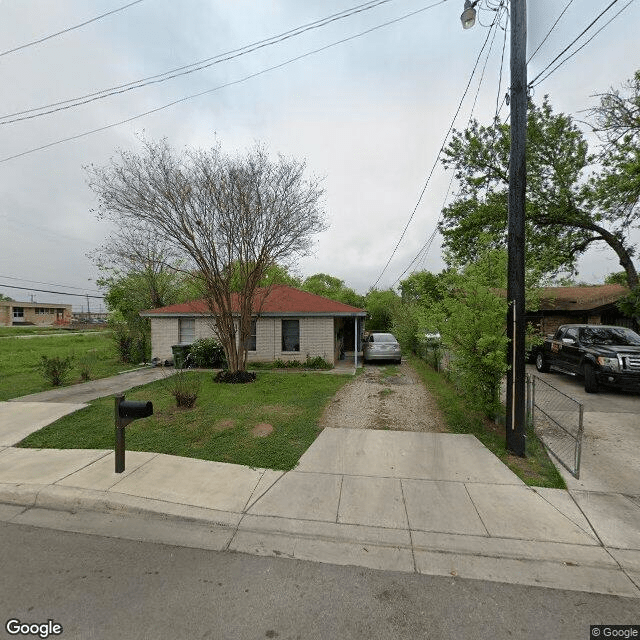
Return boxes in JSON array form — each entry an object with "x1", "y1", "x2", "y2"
[{"x1": 363, "y1": 332, "x2": 402, "y2": 364}]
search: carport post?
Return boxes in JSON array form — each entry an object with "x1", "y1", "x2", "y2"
[{"x1": 354, "y1": 317, "x2": 358, "y2": 368}]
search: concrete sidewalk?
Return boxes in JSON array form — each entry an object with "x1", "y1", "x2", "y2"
[
  {"x1": 8, "y1": 366, "x2": 172, "y2": 404},
  {"x1": 1, "y1": 428, "x2": 639, "y2": 599}
]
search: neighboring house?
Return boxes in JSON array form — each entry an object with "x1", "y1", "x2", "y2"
[
  {"x1": 526, "y1": 284, "x2": 636, "y2": 334},
  {"x1": 141, "y1": 284, "x2": 367, "y2": 365},
  {"x1": 0, "y1": 300, "x2": 72, "y2": 327}
]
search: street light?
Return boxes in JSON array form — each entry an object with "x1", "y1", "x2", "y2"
[
  {"x1": 460, "y1": 0, "x2": 479, "y2": 29},
  {"x1": 462, "y1": 0, "x2": 528, "y2": 456}
]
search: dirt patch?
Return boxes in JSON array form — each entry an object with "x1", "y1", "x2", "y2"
[
  {"x1": 252, "y1": 423, "x2": 274, "y2": 437},
  {"x1": 261, "y1": 404, "x2": 301, "y2": 418},
  {"x1": 320, "y1": 362, "x2": 447, "y2": 432},
  {"x1": 215, "y1": 418, "x2": 236, "y2": 431}
]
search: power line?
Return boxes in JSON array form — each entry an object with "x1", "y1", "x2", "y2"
[
  {"x1": 0, "y1": 274, "x2": 103, "y2": 294},
  {"x1": 494, "y1": 7, "x2": 509, "y2": 120},
  {"x1": 527, "y1": 0, "x2": 575, "y2": 64},
  {"x1": 530, "y1": 0, "x2": 635, "y2": 89},
  {"x1": 529, "y1": 0, "x2": 623, "y2": 88},
  {"x1": 0, "y1": 284, "x2": 104, "y2": 299},
  {"x1": 0, "y1": 0, "x2": 146, "y2": 58},
  {"x1": 390, "y1": 1, "x2": 508, "y2": 287},
  {"x1": 370, "y1": 2, "x2": 504, "y2": 290},
  {"x1": 0, "y1": 0, "x2": 401, "y2": 125},
  {"x1": 0, "y1": 0, "x2": 451, "y2": 165}
]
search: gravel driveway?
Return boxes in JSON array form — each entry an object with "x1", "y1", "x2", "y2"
[{"x1": 320, "y1": 361, "x2": 447, "y2": 432}]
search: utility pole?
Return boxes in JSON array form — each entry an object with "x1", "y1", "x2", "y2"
[{"x1": 505, "y1": 0, "x2": 527, "y2": 456}]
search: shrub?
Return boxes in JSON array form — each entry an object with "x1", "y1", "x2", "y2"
[
  {"x1": 168, "y1": 369, "x2": 201, "y2": 408},
  {"x1": 304, "y1": 355, "x2": 333, "y2": 370},
  {"x1": 214, "y1": 370, "x2": 256, "y2": 384},
  {"x1": 78, "y1": 349, "x2": 98, "y2": 381},
  {"x1": 187, "y1": 337, "x2": 227, "y2": 368},
  {"x1": 40, "y1": 355, "x2": 74, "y2": 387}
]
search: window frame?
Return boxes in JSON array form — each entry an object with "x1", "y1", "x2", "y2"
[
  {"x1": 281, "y1": 319, "x2": 300, "y2": 352},
  {"x1": 178, "y1": 317, "x2": 196, "y2": 344},
  {"x1": 246, "y1": 318, "x2": 257, "y2": 352}
]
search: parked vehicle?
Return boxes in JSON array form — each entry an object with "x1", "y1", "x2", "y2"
[
  {"x1": 535, "y1": 324, "x2": 640, "y2": 393},
  {"x1": 363, "y1": 332, "x2": 402, "y2": 364}
]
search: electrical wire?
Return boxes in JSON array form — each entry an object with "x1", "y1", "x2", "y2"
[
  {"x1": 371, "y1": 2, "x2": 504, "y2": 290},
  {"x1": 0, "y1": 0, "x2": 146, "y2": 58},
  {"x1": 529, "y1": 0, "x2": 622, "y2": 88},
  {"x1": 390, "y1": 1, "x2": 507, "y2": 287},
  {"x1": 0, "y1": 0, "x2": 451, "y2": 164},
  {"x1": 494, "y1": 7, "x2": 509, "y2": 120},
  {"x1": 0, "y1": 284, "x2": 104, "y2": 299},
  {"x1": 0, "y1": 0, "x2": 401, "y2": 124},
  {"x1": 530, "y1": 0, "x2": 635, "y2": 88},
  {"x1": 0, "y1": 275, "x2": 103, "y2": 294},
  {"x1": 527, "y1": 0, "x2": 575, "y2": 64}
]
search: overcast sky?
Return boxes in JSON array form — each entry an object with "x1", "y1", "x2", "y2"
[{"x1": 0, "y1": 0, "x2": 638, "y2": 311}]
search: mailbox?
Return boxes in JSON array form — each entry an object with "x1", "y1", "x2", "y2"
[
  {"x1": 118, "y1": 400, "x2": 153, "y2": 420},
  {"x1": 114, "y1": 395, "x2": 153, "y2": 473}
]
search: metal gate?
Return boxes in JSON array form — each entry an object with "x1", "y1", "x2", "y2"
[{"x1": 527, "y1": 374, "x2": 584, "y2": 479}]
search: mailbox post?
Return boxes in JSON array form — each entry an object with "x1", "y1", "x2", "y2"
[{"x1": 114, "y1": 394, "x2": 153, "y2": 473}]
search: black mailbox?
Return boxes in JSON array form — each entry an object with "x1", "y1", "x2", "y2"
[
  {"x1": 114, "y1": 395, "x2": 153, "y2": 473},
  {"x1": 118, "y1": 400, "x2": 153, "y2": 420}
]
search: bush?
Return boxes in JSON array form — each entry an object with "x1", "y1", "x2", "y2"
[
  {"x1": 187, "y1": 337, "x2": 227, "y2": 368},
  {"x1": 78, "y1": 349, "x2": 98, "y2": 381},
  {"x1": 39, "y1": 355, "x2": 74, "y2": 387},
  {"x1": 214, "y1": 370, "x2": 256, "y2": 384},
  {"x1": 304, "y1": 355, "x2": 333, "y2": 370},
  {"x1": 168, "y1": 369, "x2": 201, "y2": 408}
]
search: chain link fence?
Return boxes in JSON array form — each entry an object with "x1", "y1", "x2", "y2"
[{"x1": 528, "y1": 374, "x2": 584, "y2": 478}]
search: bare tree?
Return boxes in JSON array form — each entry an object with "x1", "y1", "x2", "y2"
[{"x1": 87, "y1": 139, "x2": 327, "y2": 373}]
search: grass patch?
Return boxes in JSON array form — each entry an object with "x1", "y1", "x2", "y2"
[
  {"x1": 18, "y1": 371, "x2": 352, "y2": 471},
  {"x1": 408, "y1": 354, "x2": 566, "y2": 489},
  {"x1": 0, "y1": 332, "x2": 132, "y2": 400},
  {"x1": 380, "y1": 365, "x2": 401, "y2": 379}
]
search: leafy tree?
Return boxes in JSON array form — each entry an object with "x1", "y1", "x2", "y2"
[
  {"x1": 0, "y1": 293, "x2": 14, "y2": 301},
  {"x1": 440, "y1": 96, "x2": 639, "y2": 291},
  {"x1": 364, "y1": 289, "x2": 399, "y2": 331},
  {"x1": 604, "y1": 271, "x2": 629, "y2": 286},
  {"x1": 88, "y1": 139, "x2": 326, "y2": 373},
  {"x1": 301, "y1": 273, "x2": 363, "y2": 307},
  {"x1": 398, "y1": 271, "x2": 444, "y2": 306}
]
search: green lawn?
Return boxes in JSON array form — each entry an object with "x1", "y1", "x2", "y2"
[
  {"x1": 0, "y1": 326, "x2": 77, "y2": 337},
  {"x1": 18, "y1": 371, "x2": 352, "y2": 471},
  {"x1": 0, "y1": 331, "x2": 133, "y2": 401},
  {"x1": 408, "y1": 354, "x2": 566, "y2": 489}
]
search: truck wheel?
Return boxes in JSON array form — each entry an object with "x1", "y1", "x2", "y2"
[
  {"x1": 535, "y1": 352, "x2": 550, "y2": 373},
  {"x1": 584, "y1": 363, "x2": 599, "y2": 393}
]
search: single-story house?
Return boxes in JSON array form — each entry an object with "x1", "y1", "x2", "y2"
[
  {"x1": 526, "y1": 284, "x2": 636, "y2": 334},
  {"x1": 141, "y1": 284, "x2": 367, "y2": 365},
  {"x1": 0, "y1": 300, "x2": 72, "y2": 327}
]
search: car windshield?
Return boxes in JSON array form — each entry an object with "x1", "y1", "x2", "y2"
[
  {"x1": 580, "y1": 327, "x2": 640, "y2": 346},
  {"x1": 372, "y1": 333, "x2": 397, "y2": 343}
]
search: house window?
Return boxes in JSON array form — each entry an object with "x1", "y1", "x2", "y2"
[
  {"x1": 13, "y1": 307, "x2": 24, "y2": 320},
  {"x1": 179, "y1": 318, "x2": 195, "y2": 343},
  {"x1": 246, "y1": 319, "x2": 257, "y2": 352},
  {"x1": 281, "y1": 319, "x2": 300, "y2": 352}
]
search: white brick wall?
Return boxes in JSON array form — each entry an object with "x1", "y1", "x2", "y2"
[
  {"x1": 150, "y1": 317, "x2": 180, "y2": 360},
  {"x1": 150, "y1": 315, "x2": 337, "y2": 364}
]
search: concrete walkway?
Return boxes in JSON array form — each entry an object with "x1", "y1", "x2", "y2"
[{"x1": 0, "y1": 368, "x2": 639, "y2": 598}]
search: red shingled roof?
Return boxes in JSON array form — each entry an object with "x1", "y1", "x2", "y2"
[{"x1": 141, "y1": 284, "x2": 366, "y2": 316}]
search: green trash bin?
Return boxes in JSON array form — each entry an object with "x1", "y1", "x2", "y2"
[{"x1": 171, "y1": 343, "x2": 191, "y2": 369}]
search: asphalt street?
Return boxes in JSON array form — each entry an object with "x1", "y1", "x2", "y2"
[{"x1": 0, "y1": 517, "x2": 637, "y2": 640}]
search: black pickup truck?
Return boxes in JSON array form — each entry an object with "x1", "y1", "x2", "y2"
[{"x1": 534, "y1": 324, "x2": 640, "y2": 393}]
